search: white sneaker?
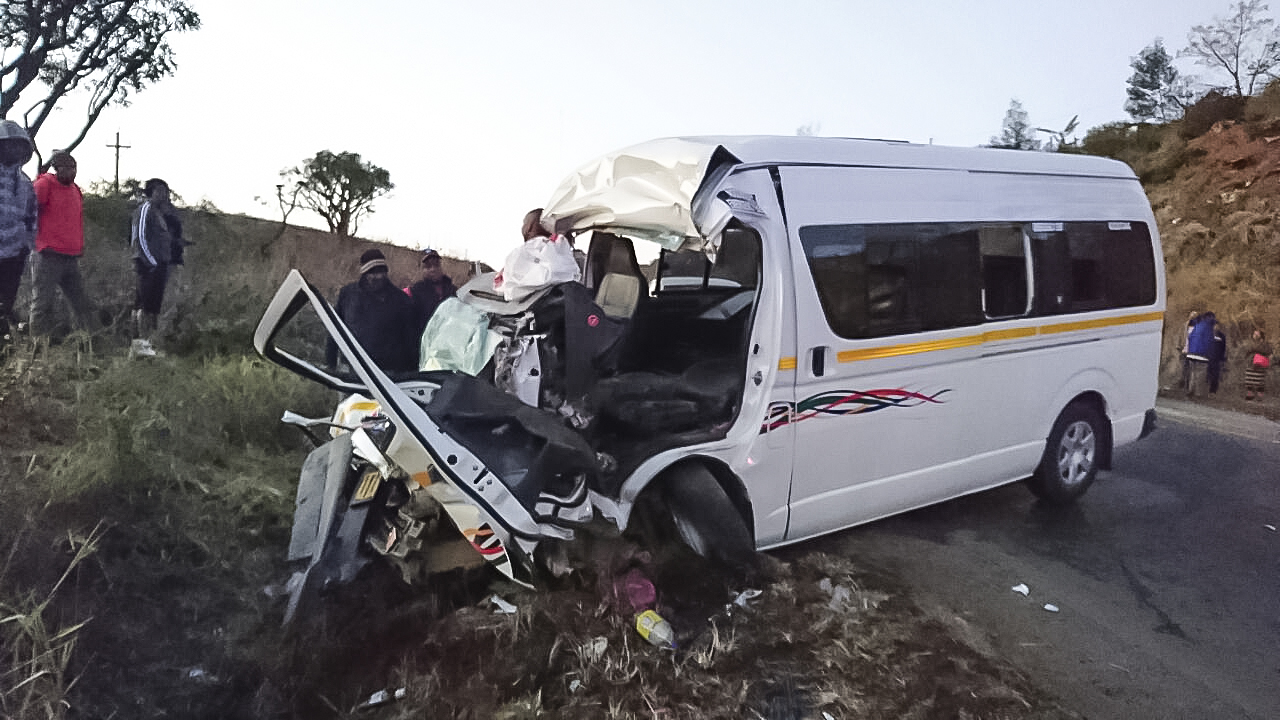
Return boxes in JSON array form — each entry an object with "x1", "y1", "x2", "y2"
[{"x1": 131, "y1": 338, "x2": 158, "y2": 358}]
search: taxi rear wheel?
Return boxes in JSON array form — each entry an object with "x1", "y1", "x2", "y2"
[{"x1": 1028, "y1": 402, "x2": 1105, "y2": 504}]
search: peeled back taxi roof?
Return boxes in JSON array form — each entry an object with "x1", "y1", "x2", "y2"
[{"x1": 540, "y1": 135, "x2": 1138, "y2": 250}]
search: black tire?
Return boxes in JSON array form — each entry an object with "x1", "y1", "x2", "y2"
[
  {"x1": 1028, "y1": 401, "x2": 1105, "y2": 504},
  {"x1": 661, "y1": 463, "x2": 756, "y2": 572}
]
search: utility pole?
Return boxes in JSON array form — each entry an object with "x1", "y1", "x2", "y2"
[{"x1": 106, "y1": 132, "x2": 130, "y2": 194}]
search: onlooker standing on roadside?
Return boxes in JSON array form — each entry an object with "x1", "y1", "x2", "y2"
[
  {"x1": 326, "y1": 248, "x2": 418, "y2": 374},
  {"x1": 1242, "y1": 328, "x2": 1273, "y2": 401},
  {"x1": 407, "y1": 248, "x2": 456, "y2": 338},
  {"x1": 0, "y1": 121, "x2": 36, "y2": 347},
  {"x1": 130, "y1": 178, "x2": 179, "y2": 357},
  {"x1": 31, "y1": 150, "x2": 94, "y2": 337},
  {"x1": 1184, "y1": 311, "x2": 1216, "y2": 398},
  {"x1": 1208, "y1": 321, "x2": 1228, "y2": 395},
  {"x1": 1178, "y1": 310, "x2": 1198, "y2": 392}
]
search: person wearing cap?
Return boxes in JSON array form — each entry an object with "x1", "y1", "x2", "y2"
[
  {"x1": 30, "y1": 150, "x2": 94, "y2": 338},
  {"x1": 130, "y1": 178, "x2": 180, "y2": 357},
  {"x1": 0, "y1": 120, "x2": 36, "y2": 347},
  {"x1": 326, "y1": 248, "x2": 418, "y2": 374},
  {"x1": 406, "y1": 248, "x2": 456, "y2": 338}
]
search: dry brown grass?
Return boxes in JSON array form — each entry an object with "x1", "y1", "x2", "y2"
[
  {"x1": 0, "y1": 523, "x2": 101, "y2": 720},
  {"x1": 305, "y1": 551, "x2": 1062, "y2": 720}
]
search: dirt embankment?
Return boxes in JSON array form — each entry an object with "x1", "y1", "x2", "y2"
[{"x1": 1150, "y1": 120, "x2": 1280, "y2": 378}]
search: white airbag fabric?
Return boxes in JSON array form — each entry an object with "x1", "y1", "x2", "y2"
[{"x1": 419, "y1": 298, "x2": 502, "y2": 375}]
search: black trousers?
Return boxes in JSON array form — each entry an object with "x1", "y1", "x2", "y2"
[
  {"x1": 0, "y1": 248, "x2": 29, "y2": 336},
  {"x1": 133, "y1": 259, "x2": 170, "y2": 315}
]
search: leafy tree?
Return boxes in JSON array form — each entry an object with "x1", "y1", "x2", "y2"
[
  {"x1": 86, "y1": 177, "x2": 144, "y2": 200},
  {"x1": 988, "y1": 99, "x2": 1041, "y2": 150},
  {"x1": 1183, "y1": 0, "x2": 1280, "y2": 97},
  {"x1": 1126, "y1": 39, "x2": 1194, "y2": 121},
  {"x1": 0, "y1": 1, "x2": 201, "y2": 166},
  {"x1": 282, "y1": 151, "x2": 394, "y2": 237}
]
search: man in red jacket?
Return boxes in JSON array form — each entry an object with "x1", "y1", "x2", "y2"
[{"x1": 30, "y1": 150, "x2": 93, "y2": 337}]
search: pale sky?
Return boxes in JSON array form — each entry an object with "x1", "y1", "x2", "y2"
[{"x1": 25, "y1": 0, "x2": 1231, "y2": 269}]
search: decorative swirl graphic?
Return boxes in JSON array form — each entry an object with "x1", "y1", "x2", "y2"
[{"x1": 760, "y1": 387, "x2": 950, "y2": 434}]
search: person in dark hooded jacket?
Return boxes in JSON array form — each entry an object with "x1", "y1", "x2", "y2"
[{"x1": 326, "y1": 248, "x2": 418, "y2": 374}]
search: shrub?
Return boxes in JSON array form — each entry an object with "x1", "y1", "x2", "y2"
[
  {"x1": 1245, "y1": 78, "x2": 1280, "y2": 122},
  {"x1": 1080, "y1": 122, "x2": 1165, "y2": 163},
  {"x1": 1180, "y1": 91, "x2": 1247, "y2": 138}
]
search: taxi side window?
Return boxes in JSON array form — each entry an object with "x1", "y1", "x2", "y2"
[
  {"x1": 1029, "y1": 222, "x2": 1156, "y2": 315},
  {"x1": 801, "y1": 220, "x2": 1158, "y2": 339},
  {"x1": 799, "y1": 223, "x2": 985, "y2": 339}
]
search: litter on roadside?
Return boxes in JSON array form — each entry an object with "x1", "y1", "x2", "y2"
[
  {"x1": 635, "y1": 609, "x2": 676, "y2": 649},
  {"x1": 356, "y1": 687, "x2": 406, "y2": 710},
  {"x1": 1043, "y1": 604, "x2": 1060, "y2": 613},
  {"x1": 731, "y1": 588, "x2": 762, "y2": 609},
  {"x1": 185, "y1": 667, "x2": 217, "y2": 683},
  {"x1": 1265, "y1": 524, "x2": 1276, "y2": 532},
  {"x1": 579, "y1": 636, "x2": 608, "y2": 663},
  {"x1": 1011, "y1": 583, "x2": 1030, "y2": 596},
  {"x1": 490, "y1": 594, "x2": 518, "y2": 614},
  {"x1": 612, "y1": 567, "x2": 656, "y2": 613},
  {"x1": 819, "y1": 577, "x2": 854, "y2": 610}
]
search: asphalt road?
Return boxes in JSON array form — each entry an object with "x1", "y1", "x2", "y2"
[{"x1": 805, "y1": 399, "x2": 1280, "y2": 719}]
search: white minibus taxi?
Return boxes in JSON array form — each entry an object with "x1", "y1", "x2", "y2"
[{"x1": 258, "y1": 135, "x2": 1164, "y2": 582}]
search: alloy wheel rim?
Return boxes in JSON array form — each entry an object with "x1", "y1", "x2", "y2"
[{"x1": 1056, "y1": 420, "x2": 1096, "y2": 487}]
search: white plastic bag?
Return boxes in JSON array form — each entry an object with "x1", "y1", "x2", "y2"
[{"x1": 495, "y1": 235, "x2": 581, "y2": 301}]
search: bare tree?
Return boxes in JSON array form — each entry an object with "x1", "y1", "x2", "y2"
[
  {"x1": 1183, "y1": 0, "x2": 1280, "y2": 97},
  {"x1": 1036, "y1": 115, "x2": 1080, "y2": 152},
  {"x1": 0, "y1": 1, "x2": 200, "y2": 166},
  {"x1": 282, "y1": 151, "x2": 394, "y2": 238}
]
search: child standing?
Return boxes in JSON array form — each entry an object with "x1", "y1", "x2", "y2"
[{"x1": 1242, "y1": 329, "x2": 1273, "y2": 401}]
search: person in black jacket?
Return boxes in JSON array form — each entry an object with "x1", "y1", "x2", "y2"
[
  {"x1": 326, "y1": 248, "x2": 418, "y2": 374},
  {"x1": 407, "y1": 248, "x2": 456, "y2": 338},
  {"x1": 1207, "y1": 321, "x2": 1228, "y2": 394},
  {"x1": 130, "y1": 178, "x2": 181, "y2": 357}
]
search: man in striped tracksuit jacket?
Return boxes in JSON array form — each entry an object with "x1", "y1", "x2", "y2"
[{"x1": 129, "y1": 178, "x2": 180, "y2": 357}]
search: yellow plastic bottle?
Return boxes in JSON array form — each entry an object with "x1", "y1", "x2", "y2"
[{"x1": 635, "y1": 609, "x2": 676, "y2": 649}]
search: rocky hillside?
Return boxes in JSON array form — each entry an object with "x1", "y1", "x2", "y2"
[{"x1": 1083, "y1": 98, "x2": 1280, "y2": 387}]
